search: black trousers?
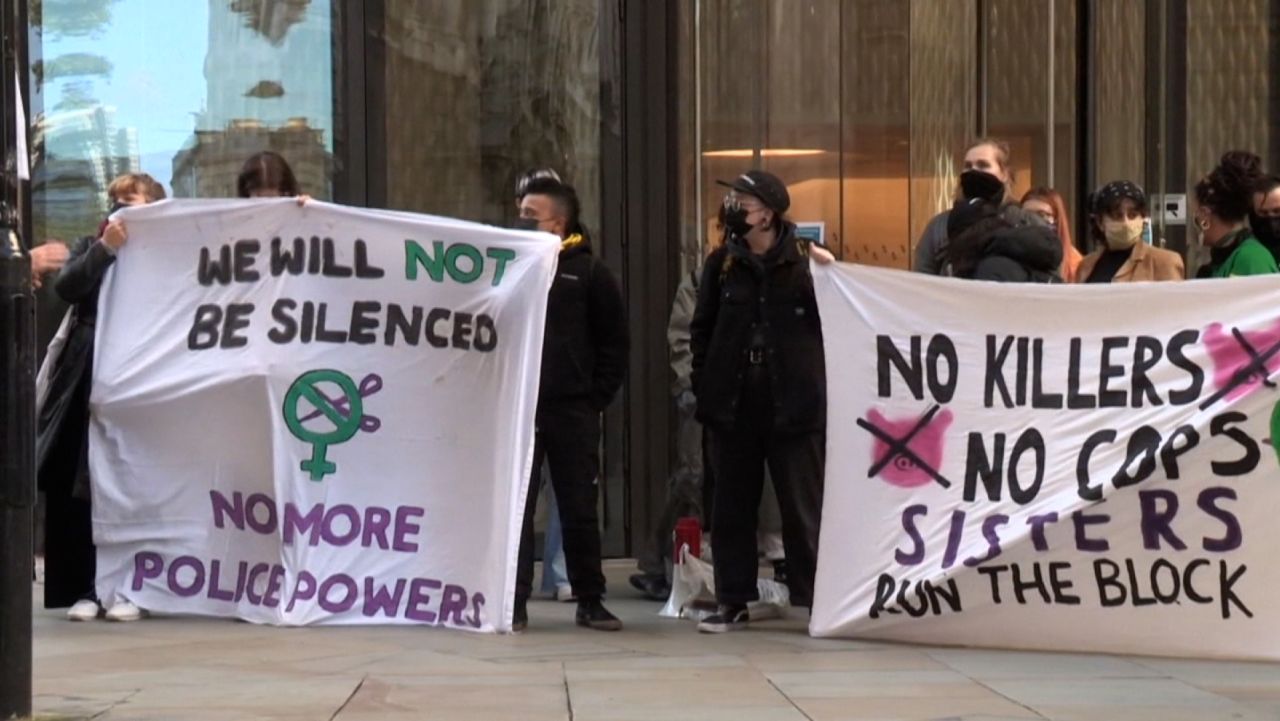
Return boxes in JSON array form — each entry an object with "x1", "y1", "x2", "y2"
[
  {"x1": 516, "y1": 402, "x2": 606, "y2": 602},
  {"x1": 710, "y1": 373, "x2": 824, "y2": 608}
]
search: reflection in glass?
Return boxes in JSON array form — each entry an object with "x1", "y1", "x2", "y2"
[{"x1": 29, "y1": 0, "x2": 335, "y2": 244}]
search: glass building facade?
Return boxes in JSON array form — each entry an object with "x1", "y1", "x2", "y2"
[{"x1": 23, "y1": 0, "x2": 1280, "y2": 556}]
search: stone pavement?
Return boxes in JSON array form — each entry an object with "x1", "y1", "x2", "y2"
[{"x1": 30, "y1": 561, "x2": 1280, "y2": 721}]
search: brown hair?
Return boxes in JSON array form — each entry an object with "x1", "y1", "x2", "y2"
[
  {"x1": 237, "y1": 151, "x2": 300, "y2": 198},
  {"x1": 966, "y1": 137, "x2": 1017, "y2": 198},
  {"x1": 107, "y1": 173, "x2": 166, "y2": 203},
  {"x1": 1021, "y1": 187, "x2": 1081, "y2": 282}
]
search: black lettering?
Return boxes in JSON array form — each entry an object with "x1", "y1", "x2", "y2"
[
  {"x1": 1015, "y1": 336, "x2": 1029, "y2": 407},
  {"x1": 1076, "y1": 430, "x2": 1115, "y2": 501},
  {"x1": 198, "y1": 246, "x2": 234, "y2": 286},
  {"x1": 271, "y1": 237, "x2": 306, "y2": 276},
  {"x1": 349, "y1": 301, "x2": 381, "y2": 345},
  {"x1": 353, "y1": 240, "x2": 386, "y2": 278},
  {"x1": 925, "y1": 335, "x2": 958, "y2": 403},
  {"x1": 1125, "y1": 559, "x2": 1157, "y2": 606},
  {"x1": 473, "y1": 315, "x2": 498, "y2": 352},
  {"x1": 1093, "y1": 559, "x2": 1126, "y2": 607},
  {"x1": 1160, "y1": 425, "x2": 1200, "y2": 480},
  {"x1": 1098, "y1": 336, "x2": 1130, "y2": 407},
  {"x1": 964, "y1": 432, "x2": 1004, "y2": 502},
  {"x1": 878, "y1": 335, "x2": 923, "y2": 400},
  {"x1": 1031, "y1": 338, "x2": 1063, "y2": 409},
  {"x1": 1010, "y1": 562, "x2": 1051, "y2": 604},
  {"x1": 1219, "y1": 562, "x2": 1252, "y2": 619},
  {"x1": 1131, "y1": 336, "x2": 1164, "y2": 407},
  {"x1": 1150, "y1": 559, "x2": 1182, "y2": 603},
  {"x1": 869, "y1": 574, "x2": 897, "y2": 619},
  {"x1": 1067, "y1": 338, "x2": 1097, "y2": 409},
  {"x1": 1048, "y1": 562, "x2": 1080, "y2": 605},
  {"x1": 1210, "y1": 412, "x2": 1260, "y2": 476},
  {"x1": 426, "y1": 308, "x2": 451, "y2": 348},
  {"x1": 314, "y1": 303, "x2": 347, "y2": 343},
  {"x1": 300, "y1": 301, "x2": 316, "y2": 343},
  {"x1": 268, "y1": 299, "x2": 298, "y2": 344},
  {"x1": 386, "y1": 304, "x2": 422, "y2": 346},
  {"x1": 1167, "y1": 330, "x2": 1205, "y2": 405},
  {"x1": 977, "y1": 565, "x2": 1008, "y2": 604},
  {"x1": 321, "y1": 238, "x2": 353, "y2": 278},
  {"x1": 188, "y1": 304, "x2": 222, "y2": 350},
  {"x1": 452, "y1": 312, "x2": 474, "y2": 350},
  {"x1": 1113, "y1": 426, "x2": 1161, "y2": 488},
  {"x1": 221, "y1": 303, "x2": 253, "y2": 348},
  {"x1": 1008, "y1": 429, "x2": 1045, "y2": 505},
  {"x1": 985, "y1": 335, "x2": 1014, "y2": 408},
  {"x1": 232, "y1": 240, "x2": 261, "y2": 282}
]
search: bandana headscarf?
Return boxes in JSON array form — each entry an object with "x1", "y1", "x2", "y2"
[{"x1": 1091, "y1": 180, "x2": 1147, "y2": 215}]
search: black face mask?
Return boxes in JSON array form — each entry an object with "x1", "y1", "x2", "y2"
[
  {"x1": 723, "y1": 205, "x2": 753, "y2": 238},
  {"x1": 959, "y1": 170, "x2": 1005, "y2": 202},
  {"x1": 1250, "y1": 212, "x2": 1280, "y2": 247},
  {"x1": 108, "y1": 201, "x2": 126, "y2": 215},
  {"x1": 512, "y1": 217, "x2": 541, "y2": 232}
]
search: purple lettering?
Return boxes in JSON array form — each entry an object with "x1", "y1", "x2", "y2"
[
  {"x1": 1139, "y1": 490, "x2": 1187, "y2": 551},
  {"x1": 1073, "y1": 507, "x2": 1111, "y2": 552},
  {"x1": 321, "y1": 504, "x2": 361, "y2": 547},
  {"x1": 362, "y1": 578, "x2": 407, "y2": 617},
  {"x1": 1199, "y1": 487, "x2": 1243, "y2": 552},
  {"x1": 246, "y1": 493, "x2": 278, "y2": 534},
  {"x1": 132, "y1": 552, "x2": 164, "y2": 591},
  {"x1": 362, "y1": 506, "x2": 392, "y2": 550},
  {"x1": 964, "y1": 514, "x2": 1009, "y2": 567},
  {"x1": 245, "y1": 563, "x2": 271, "y2": 605},
  {"x1": 393, "y1": 507, "x2": 425, "y2": 552},
  {"x1": 405, "y1": 578, "x2": 442, "y2": 622},
  {"x1": 263, "y1": 566, "x2": 286, "y2": 608},
  {"x1": 210, "y1": 490, "x2": 245, "y2": 530},
  {"x1": 287, "y1": 571, "x2": 317, "y2": 612},
  {"x1": 208, "y1": 560, "x2": 236, "y2": 602},
  {"x1": 941, "y1": 510, "x2": 966, "y2": 569},
  {"x1": 438, "y1": 585, "x2": 469, "y2": 626},
  {"x1": 318, "y1": 574, "x2": 358, "y2": 613},
  {"x1": 283, "y1": 503, "x2": 325, "y2": 546},
  {"x1": 467, "y1": 592, "x2": 485, "y2": 629},
  {"x1": 1026, "y1": 512, "x2": 1059, "y2": 551},
  {"x1": 895, "y1": 505, "x2": 927, "y2": 566},
  {"x1": 168, "y1": 556, "x2": 206, "y2": 597}
]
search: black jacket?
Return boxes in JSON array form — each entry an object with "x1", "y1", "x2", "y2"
[
  {"x1": 967, "y1": 225, "x2": 1063, "y2": 283},
  {"x1": 37, "y1": 235, "x2": 116, "y2": 499},
  {"x1": 690, "y1": 223, "x2": 826, "y2": 434},
  {"x1": 538, "y1": 238, "x2": 628, "y2": 413}
]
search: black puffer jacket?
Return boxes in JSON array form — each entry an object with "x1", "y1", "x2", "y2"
[
  {"x1": 538, "y1": 238, "x2": 629, "y2": 413},
  {"x1": 690, "y1": 223, "x2": 826, "y2": 434},
  {"x1": 967, "y1": 225, "x2": 1064, "y2": 283}
]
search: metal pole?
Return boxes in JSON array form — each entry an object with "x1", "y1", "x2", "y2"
[{"x1": 0, "y1": 243, "x2": 34, "y2": 720}]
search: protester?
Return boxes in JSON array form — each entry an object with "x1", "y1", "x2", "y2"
[
  {"x1": 1251, "y1": 174, "x2": 1280, "y2": 264},
  {"x1": 690, "y1": 170, "x2": 825, "y2": 633},
  {"x1": 237, "y1": 151, "x2": 309, "y2": 204},
  {"x1": 515, "y1": 168, "x2": 574, "y2": 604},
  {"x1": 1195, "y1": 151, "x2": 1278, "y2": 277},
  {"x1": 1077, "y1": 181, "x2": 1184, "y2": 283},
  {"x1": 36, "y1": 173, "x2": 166, "y2": 622},
  {"x1": 944, "y1": 172, "x2": 1061, "y2": 283},
  {"x1": 914, "y1": 138, "x2": 1018, "y2": 275},
  {"x1": 513, "y1": 177, "x2": 628, "y2": 632},
  {"x1": 1021, "y1": 187, "x2": 1083, "y2": 282},
  {"x1": 30, "y1": 241, "x2": 69, "y2": 289}
]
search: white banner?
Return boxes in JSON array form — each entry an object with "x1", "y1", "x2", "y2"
[
  {"x1": 91, "y1": 199, "x2": 558, "y2": 632},
  {"x1": 811, "y1": 263, "x2": 1280, "y2": 660}
]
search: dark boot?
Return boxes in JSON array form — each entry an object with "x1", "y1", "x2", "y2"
[{"x1": 575, "y1": 598, "x2": 623, "y2": 631}]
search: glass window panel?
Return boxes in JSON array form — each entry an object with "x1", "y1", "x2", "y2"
[
  {"x1": 1093, "y1": 0, "x2": 1146, "y2": 189},
  {"x1": 378, "y1": 1, "x2": 602, "y2": 234},
  {"x1": 908, "y1": 0, "x2": 976, "y2": 252},
  {"x1": 841, "y1": 0, "x2": 909, "y2": 268},
  {"x1": 983, "y1": 0, "x2": 1050, "y2": 200},
  {"x1": 29, "y1": 0, "x2": 337, "y2": 245}
]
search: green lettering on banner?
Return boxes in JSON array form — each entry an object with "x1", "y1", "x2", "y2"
[{"x1": 404, "y1": 240, "x2": 518, "y2": 286}]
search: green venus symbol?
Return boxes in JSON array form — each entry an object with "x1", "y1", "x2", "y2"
[{"x1": 283, "y1": 370, "x2": 364, "y2": 481}]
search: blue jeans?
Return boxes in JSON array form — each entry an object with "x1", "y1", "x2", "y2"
[{"x1": 539, "y1": 486, "x2": 570, "y2": 594}]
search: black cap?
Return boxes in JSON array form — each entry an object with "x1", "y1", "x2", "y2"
[{"x1": 717, "y1": 170, "x2": 790, "y2": 214}]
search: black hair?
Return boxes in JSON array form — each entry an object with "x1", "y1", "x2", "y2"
[
  {"x1": 1258, "y1": 174, "x2": 1280, "y2": 197},
  {"x1": 1195, "y1": 150, "x2": 1263, "y2": 223},
  {"x1": 520, "y1": 177, "x2": 586, "y2": 236},
  {"x1": 237, "y1": 151, "x2": 300, "y2": 198},
  {"x1": 515, "y1": 167, "x2": 561, "y2": 201}
]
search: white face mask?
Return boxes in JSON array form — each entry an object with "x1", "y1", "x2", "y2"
[{"x1": 1102, "y1": 217, "x2": 1144, "y2": 251}]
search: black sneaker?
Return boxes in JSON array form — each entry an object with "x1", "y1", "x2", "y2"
[
  {"x1": 628, "y1": 572, "x2": 671, "y2": 601},
  {"x1": 575, "y1": 598, "x2": 623, "y2": 631},
  {"x1": 512, "y1": 599, "x2": 528, "y2": 633},
  {"x1": 697, "y1": 604, "x2": 749, "y2": 633},
  {"x1": 771, "y1": 559, "x2": 788, "y2": 586}
]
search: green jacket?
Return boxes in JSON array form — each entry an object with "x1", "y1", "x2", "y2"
[{"x1": 1212, "y1": 234, "x2": 1279, "y2": 278}]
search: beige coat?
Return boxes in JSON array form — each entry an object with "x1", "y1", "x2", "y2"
[{"x1": 1077, "y1": 242, "x2": 1185, "y2": 283}]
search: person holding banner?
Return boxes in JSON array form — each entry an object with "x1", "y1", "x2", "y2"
[
  {"x1": 1020, "y1": 187, "x2": 1083, "y2": 282},
  {"x1": 913, "y1": 138, "x2": 1018, "y2": 275},
  {"x1": 1195, "y1": 151, "x2": 1279, "y2": 278},
  {"x1": 237, "y1": 151, "x2": 305, "y2": 200},
  {"x1": 513, "y1": 177, "x2": 628, "y2": 633},
  {"x1": 1078, "y1": 180, "x2": 1185, "y2": 283},
  {"x1": 691, "y1": 170, "x2": 825, "y2": 633},
  {"x1": 36, "y1": 173, "x2": 166, "y2": 622}
]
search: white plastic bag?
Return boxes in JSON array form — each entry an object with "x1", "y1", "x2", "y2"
[{"x1": 659, "y1": 545, "x2": 789, "y2": 621}]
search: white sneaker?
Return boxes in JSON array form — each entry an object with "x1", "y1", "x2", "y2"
[
  {"x1": 105, "y1": 600, "x2": 145, "y2": 622},
  {"x1": 555, "y1": 584, "x2": 577, "y2": 603},
  {"x1": 66, "y1": 599, "x2": 101, "y2": 622}
]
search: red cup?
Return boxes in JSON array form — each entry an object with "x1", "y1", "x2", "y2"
[{"x1": 673, "y1": 516, "x2": 702, "y2": 564}]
